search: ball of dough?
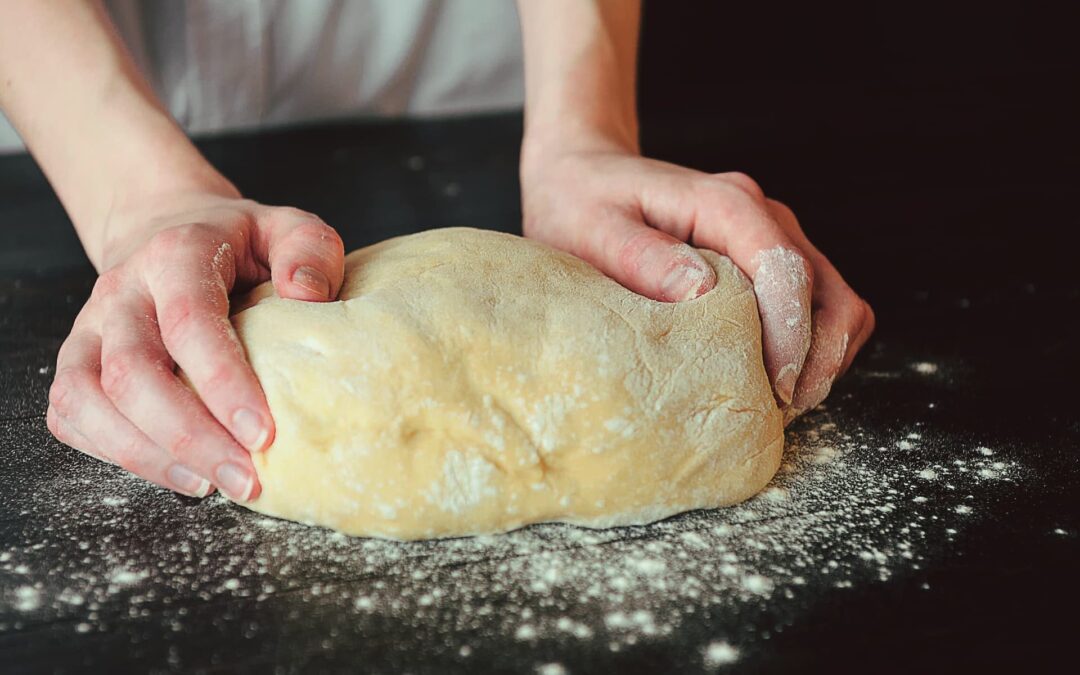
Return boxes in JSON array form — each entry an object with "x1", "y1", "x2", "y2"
[{"x1": 230, "y1": 228, "x2": 783, "y2": 539}]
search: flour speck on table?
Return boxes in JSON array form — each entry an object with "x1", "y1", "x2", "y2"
[{"x1": 0, "y1": 355, "x2": 1035, "y2": 670}]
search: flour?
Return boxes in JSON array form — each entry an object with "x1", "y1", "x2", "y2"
[
  {"x1": 13, "y1": 586, "x2": 40, "y2": 612},
  {"x1": 423, "y1": 450, "x2": 499, "y2": 514},
  {"x1": 0, "y1": 365, "x2": 1032, "y2": 668},
  {"x1": 703, "y1": 640, "x2": 740, "y2": 667},
  {"x1": 752, "y1": 246, "x2": 812, "y2": 390},
  {"x1": 211, "y1": 241, "x2": 232, "y2": 272}
]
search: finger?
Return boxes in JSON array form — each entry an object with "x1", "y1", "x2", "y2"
[
  {"x1": 254, "y1": 208, "x2": 345, "y2": 301},
  {"x1": 764, "y1": 200, "x2": 874, "y2": 421},
  {"x1": 784, "y1": 296, "x2": 873, "y2": 425},
  {"x1": 142, "y1": 228, "x2": 275, "y2": 454},
  {"x1": 646, "y1": 174, "x2": 813, "y2": 404},
  {"x1": 98, "y1": 289, "x2": 260, "y2": 502},
  {"x1": 750, "y1": 245, "x2": 814, "y2": 406},
  {"x1": 48, "y1": 330, "x2": 215, "y2": 497},
  {"x1": 48, "y1": 405, "x2": 106, "y2": 463},
  {"x1": 840, "y1": 300, "x2": 875, "y2": 376},
  {"x1": 782, "y1": 305, "x2": 847, "y2": 425},
  {"x1": 536, "y1": 209, "x2": 717, "y2": 302}
]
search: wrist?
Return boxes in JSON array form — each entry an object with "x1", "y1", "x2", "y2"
[
  {"x1": 95, "y1": 164, "x2": 240, "y2": 271},
  {"x1": 521, "y1": 115, "x2": 640, "y2": 181}
]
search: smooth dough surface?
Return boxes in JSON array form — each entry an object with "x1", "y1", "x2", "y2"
[{"x1": 230, "y1": 227, "x2": 783, "y2": 539}]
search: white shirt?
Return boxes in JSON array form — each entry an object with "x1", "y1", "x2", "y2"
[{"x1": 0, "y1": 0, "x2": 524, "y2": 153}]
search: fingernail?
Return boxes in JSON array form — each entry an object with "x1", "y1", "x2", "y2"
[
  {"x1": 232, "y1": 407, "x2": 269, "y2": 452},
  {"x1": 775, "y1": 363, "x2": 800, "y2": 405},
  {"x1": 660, "y1": 262, "x2": 710, "y2": 302},
  {"x1": 168, "y1": 464, "x2": 212, "y2": 498},
  {"x1": 292, "y1": 265, "x2": 330, "y2": 298},
  {"x1": 215, "y1": 462, "x2": 255, "y2": 502}
]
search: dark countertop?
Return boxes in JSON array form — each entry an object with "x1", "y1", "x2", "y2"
[{"x1": 1, "y1": 80, "x2": 1078, "y2": 673}]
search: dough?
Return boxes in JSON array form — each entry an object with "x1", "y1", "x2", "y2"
[{"x1": 230, "y1": 228, "x2": 783, "y2": 539}]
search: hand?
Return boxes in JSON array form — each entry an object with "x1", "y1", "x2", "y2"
[
  {"x1": 520, "y1": 139, "x2": 874, "y2": 423},
  {"x1": 47, "y1": 191, "x2": 345, "y2": 499}
]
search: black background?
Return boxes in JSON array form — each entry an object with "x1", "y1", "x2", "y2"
[{"x1": 1, "y1": 2, "x2": 1078, "y2": 672}]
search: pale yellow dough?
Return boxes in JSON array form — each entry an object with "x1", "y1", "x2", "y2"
[{"x1": 230, "y1": 227, "x2": 783, "y2": 539}]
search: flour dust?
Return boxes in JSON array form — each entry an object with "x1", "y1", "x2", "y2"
[{"x1": 0, "y1": 358, "x2": 1034, "y2": 670}]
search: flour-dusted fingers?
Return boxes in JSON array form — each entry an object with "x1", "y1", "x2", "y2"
[
  {"x1": 48, "y1": 329, "x2": 214, "y2": 496},
  {"x1": 98, "y1": 286, "x2": 260, "y2": 502},
  {"x1": 644, "y1": 171, "x2": 814, "y2": 405},
  {"x1": 139, "y1": 225, "x2": 275, "y2": 454},
  {"x1": 785, "y1": 292, "x2": 875, "y2": 423},
  {"x1": 764, "y1": 199, "x2": 875, "y2": 422},
  {"x1": 253, "y1": 207, "x2": 345, "y2": 301}
]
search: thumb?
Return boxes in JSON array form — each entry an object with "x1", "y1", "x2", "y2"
[
  {"x1": 553, "y1": 217, "x2": 717, "y2": 303},
  {"x1": 256, "y1": 208, "x2": 345, "y2": 302}
]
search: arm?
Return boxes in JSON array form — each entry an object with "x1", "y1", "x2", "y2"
[
  {"x1": 0, "y1": 0, "x2": 232, "y2": 268},
  {"x1": 516, "y1": 0, "x2": 874, "y2": 421},
  {"x1": 0, "y1": 1, "x2": 345, "y2": 497}
]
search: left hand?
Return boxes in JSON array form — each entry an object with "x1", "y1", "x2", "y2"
[{"x1": 520, "y1": 138, "x2": 875, "y2": 423}]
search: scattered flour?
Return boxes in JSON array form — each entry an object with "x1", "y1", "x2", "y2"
[
  {"x1": 703, "y1": 640, "x2": 740, "y2": 667},
  {"x1": 108, "y1": 567, "x2": 147, "y2": 586},
  {"x1": 14, "y1": 586, "x2": 40, "y2": 612},
  {"x1": 0, "y1": 371, "x2": 1031, "y2": 669}
]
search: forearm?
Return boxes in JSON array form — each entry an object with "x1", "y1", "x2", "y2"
[
  {"x1": 0, "y1": 0, "x2": 234, "y2": 269},
  {"x1": 516, "y1": 0, "x2": 641, "y2": 157}
]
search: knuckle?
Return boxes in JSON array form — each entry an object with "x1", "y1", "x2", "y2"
[
  {"x1": 292, "y1": 219, "x2": 341, "y2": 249},
  {"x1": 861, "y1": 299, "x2": 876, "y2": 333},
  {"x1": 147, "y1": 223, "x2": 210, "y2": 261},
  {"x1": 99, "y1": 349, "x2": 141, "y2": 400},
  {"x1": 201, "y1": 361, "x2": 239, "y2": 396},
  {"x1": 716, "y1": 171, "x2": 765, "y2": 202},
  {"x1": 842, "y1": 293, "x2": 873, "y2": 334},
  {"x1": 146, "y1": 227, "x2": 184, "y2": 259},
  {"x1": 278, "y1": 206, "x2": 317, "y2": 222},
  {"x1": 767, "y1": 197, "x2": 796, "y2": 222},
  {"x1": 696, "y1": 182, "x2": 745, "y2": 222},
  {"x1": 614, "y1": 228, "x2": 658, "y2": 276},
  {"x1": 91, "y1": 268, "x2": 125, "y2": 301},
  {"x1": 49, "y1": 368, "x2": 85, "y2": 417},
  {"x1": 167, "y1": 432, "x2": 197, "y2": 462},
  {"x1": 847, "y1": 292, "x2": 866, "y2": 319},
  {"x1": 157, "y1": 296, "x2": 198, "y2": 346}
]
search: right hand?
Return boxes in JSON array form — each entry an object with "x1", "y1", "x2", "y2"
[
  {"x1": 46, "y1": 192, "x2": 344, "y2": 501},
  {"x1": 520, "y1": 138, "x2": 875, "y2": 424}
]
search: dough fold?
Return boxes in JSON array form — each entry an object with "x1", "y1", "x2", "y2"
[{"x1": 230, "y1": 227, "x2": 783, "y2": 539}]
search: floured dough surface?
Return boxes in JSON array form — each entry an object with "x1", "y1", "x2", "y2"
[{"x1": 230, "y1": 228, "x2": 783, "y2": 539}]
